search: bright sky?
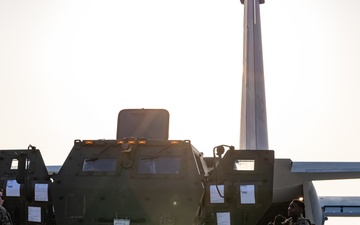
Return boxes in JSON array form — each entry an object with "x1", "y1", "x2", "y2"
[{"x1": 1, "y1": 0, "x2": 360, "y2": 224}]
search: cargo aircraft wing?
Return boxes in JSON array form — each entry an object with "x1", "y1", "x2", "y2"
[{"x1": 319, "y1": 196, "x2": 360, "y2": 217}]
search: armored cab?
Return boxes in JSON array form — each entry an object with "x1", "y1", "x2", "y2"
[
  {"x1": 0, "y1": 147, "x2": 54, "y2": 225},
  {"x1": 51, "y1": 139, "x2": 208, "y2": 225},
  {"x1": 51, "y1": 109, "x2": 210, "y2": 225}
]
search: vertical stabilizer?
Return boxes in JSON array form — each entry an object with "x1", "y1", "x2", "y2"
[{"x1": 240, "y1": 0, "x2": 268, "y2": 150}]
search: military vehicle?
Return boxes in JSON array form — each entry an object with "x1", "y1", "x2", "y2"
[
  {"x1": 1, "y1": 108, "x2": 275, "y2": 225},
  {"x1": 0, "y1": 146, "x2": 54, "y2": 225}
]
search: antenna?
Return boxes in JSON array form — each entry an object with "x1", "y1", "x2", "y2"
[{"x1": 240, "y1": 0, "x2": 268, "y2": 150}]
